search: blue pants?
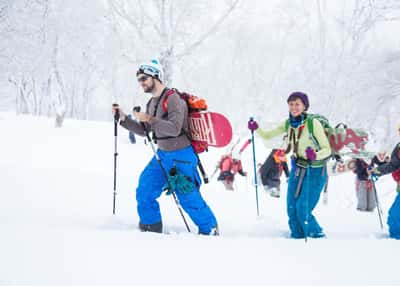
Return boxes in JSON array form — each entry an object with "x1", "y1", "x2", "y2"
[
  {"x1": 287, "y1": 165, "x2": 327, "y2": 238},
  {"x1": 388, "y1": 192, "x2": 400, "y2": 239},
  {"x1": 136, "y1": 146, "x2": 217, "y2": 234}
]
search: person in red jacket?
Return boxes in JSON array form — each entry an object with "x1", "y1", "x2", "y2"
[{"x1": 217, "y1": 152, "x2": 247, "y2": 190}]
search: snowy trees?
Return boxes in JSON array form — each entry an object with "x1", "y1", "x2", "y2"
[
  {"x1": 210, "y1": 0, "x2": 400, "y2": 147},
  {"x1": 2, "y1": 0, "x2": 240, "y2": 124},
  {"x1": 1, "y1": 0, "x2": 400, "y2": 149},
  {"x1": 2, "y1": 0, "x2": 111, "y2": 125},
  {"x1": 107, "y1": 0, "x2": 240, "y2": 85}
]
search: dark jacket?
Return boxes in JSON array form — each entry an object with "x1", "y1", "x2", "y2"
[
  {"x1": 259, "y1": 149, "x2": 289, "y2": 188},
  {"x1": 355, "y1": 159, "x2": 369, "y2": 181},
  {"x1": 376, "y1": 144, "x2": 400, "y2": 176},
  {"x1": 371, "y1": 155, "x2": 389, "y2": 167}
]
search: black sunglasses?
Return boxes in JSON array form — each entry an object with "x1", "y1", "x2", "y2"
[{"x1": 137, "y1": 75, "x2": 150, "y2": 82}]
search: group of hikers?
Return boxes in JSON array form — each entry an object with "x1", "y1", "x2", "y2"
[
  {"x1": 111, "y1": 59, "x2": 400, "y2": 240},
  {"x1": 215, "y1": 147, "x2": 289, "y2": 199}
]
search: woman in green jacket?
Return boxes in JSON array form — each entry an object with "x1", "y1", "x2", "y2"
[{"x1": 249, "y1": 92, "x2": 331, "y2": 239}]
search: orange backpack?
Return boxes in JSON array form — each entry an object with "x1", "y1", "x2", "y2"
[
  {"x1": 162, "y1": 88, "x2": 208, "y2": 113},
  {"x1": 161, "y1": 88, "x2": 208, "y2": 153}
]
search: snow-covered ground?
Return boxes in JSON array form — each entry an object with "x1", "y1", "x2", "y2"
[{"x1": 1, "y1": 112, "x2": 399, "y2": 286}]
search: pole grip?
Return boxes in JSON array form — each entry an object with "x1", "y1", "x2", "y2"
[{"x1": 113, "y1": 103, "x2": 120, "y2": 136}]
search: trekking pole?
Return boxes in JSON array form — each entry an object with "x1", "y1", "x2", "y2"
[
  {"x1": 248, "y1": 117, "x2": 260, "y2": 216},
  {"x1": 304, "y1": 166, "x2": 310, "y2": 243},
  {"x1": 304, "y1": 147, "x2": 318, "y2": 243},
  {"x1": 371, "y1": 174, "x2": 384, "y2": 229},
  {"x1": 197, "y1": 158, "x2": 209, "y2": 183},
  {"x1": 133, "y1": 106, "x2": 191, "y2": 232},
  {"x1": 322, "y1": 176, "x2": 329, "y2": 205},
  {"x1": 112, "y1": 103, "x2": 119, "y2": 215},
  {"x1": 181, "y1": 133, "x2": 208, "y2": 184},
  {"x1": 210, "y1": 166, "x2": 220, "y2": 181}
]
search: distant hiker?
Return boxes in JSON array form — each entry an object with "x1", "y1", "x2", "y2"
[
  {"x1": 354, "y1": 158, "x2": 375, "y2": 212},
  {"x1": 217, "y1": 152, "x2": 247, "y2": 191},
  {"x1": 112, "y1": 59, "x2": 218, "y2": 235},
  {"x1": 249, "y1": 92, "x2": 331, "y2": 239},
  {"x1": 259, "y1": 148, "x2": 289, "y2": 198},
  {"x1": 354, "y1": 151, "x2": 389, "y2": 212},
  {"x1": 371, "y1": 151, "x2": 390, "y2": 167},
  {"x1": 368, "y1": 126, "x2": 400, "y2": 240}
]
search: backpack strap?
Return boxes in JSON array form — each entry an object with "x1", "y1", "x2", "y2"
[
  {"x1": 306, "y1": 115, "x2": 314, "y2": 135},
  {"x1": 284, "y1": 119, "x2": 291, "y2": 154},
  {"x1": 146, "y1": 88, "x2": 179, "y2": 141},
  {"x1": 161, "y1": 88, "x2": 176, "y2": 113},
  {"x1": 285, "y1": 124, "x2": 305, "y2": 155},
  {"x1": 335, "y1": 122, "x2": 347, "y2": 129},
  {"x1": 146, "y1": 87, "x2": 169, "y2": 117},
  {"x1": 284, "y1": 119, "x2": 290, "y2": 133},
  {"x1": 152, "y1": 88, "x2": 187, "y2": 141},
  {"x1": 306, "y1": 115, "x2": 321, "y2": 151}
]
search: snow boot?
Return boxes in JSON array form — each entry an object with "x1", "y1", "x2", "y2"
[
  {"x1": 199, "y1": 225, "x2": 220, "y2": 236},
  {"x1": 309, "y1": 231, "x2": 326, "y2": 238},
  {"x1": 139, "y1": 221, "x2": 163, "y2": 233},
  {"x1": 270, "y1": 187, "x2": 280, "y2": 198}
]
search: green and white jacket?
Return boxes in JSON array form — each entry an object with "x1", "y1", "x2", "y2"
[{"x1": 256, "y1": 115, "x2": 332, "y2": 168}]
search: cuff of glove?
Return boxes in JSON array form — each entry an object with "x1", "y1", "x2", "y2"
[{"x1": 163, "y1": 173, "x2": 194, "y2": 195}]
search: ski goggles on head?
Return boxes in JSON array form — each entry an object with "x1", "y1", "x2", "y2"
[{"x1": 136, "y1": 64, "x2": 160, "y2": 78}]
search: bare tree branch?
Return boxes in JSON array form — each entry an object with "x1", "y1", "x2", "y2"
[
  {"x1": 107, "y1": 0, "x2": 145, "y2": 40},
  {"x1": 138, "y1": 0, "x2": 162, "y2": 36},
  {"x1": 175, "y1": 0, "x2": 240, "y2": 58}
]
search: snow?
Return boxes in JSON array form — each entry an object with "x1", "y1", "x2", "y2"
[{"x1": 1, "y1": 112, "x2": 399, "y2": 286}]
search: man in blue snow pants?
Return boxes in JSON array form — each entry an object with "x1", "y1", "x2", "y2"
[{"x1": 112, "y1": 59, "x2": 218, "y2": 235}]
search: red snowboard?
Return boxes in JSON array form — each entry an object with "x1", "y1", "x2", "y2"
[{"x1": 189, "y1": 112, "x2": 232, "y2": 151}]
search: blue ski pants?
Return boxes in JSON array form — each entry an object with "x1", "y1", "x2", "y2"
[
  {"x1": 388, "y1": 192, "x2": 400, "y2": 239},
  {"x1": 287, "y1": 165, "x2": 327, "y2": 238},
  {"x1": 136, "y1": 146, "x2": 217, "y2": 234}
]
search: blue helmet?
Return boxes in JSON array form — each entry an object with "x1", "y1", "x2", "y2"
[{"x1": 136, "y1": 59, "x2": 164, "y2": 83}]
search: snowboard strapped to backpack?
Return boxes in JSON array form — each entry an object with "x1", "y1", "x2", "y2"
[
  {"x1": 149, "y1": 88, "x2": 233, "y2": 184},
  {"x1": 160, "y1": 88, "x2": 232, "y2": 154}
]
